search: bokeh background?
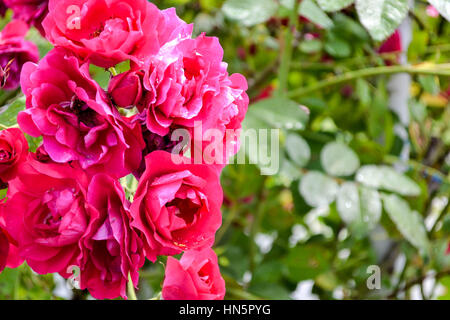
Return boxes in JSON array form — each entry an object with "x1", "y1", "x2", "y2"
[{"x1": 0, "y1": 0, "x2": 449, "y2": 300}]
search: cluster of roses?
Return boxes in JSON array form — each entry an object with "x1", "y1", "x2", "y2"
[{"x1": 0, "y1": 0, "x2": 248, "y2": 300}]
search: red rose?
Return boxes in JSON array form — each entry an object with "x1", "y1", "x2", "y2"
[
  {"x1": 18, "y1": 47, "x2": 145, "y2": 178},
  {"x1": 139, "y1": 34, "x2": 248, "y2": 167},
  {"x1": 162, "y1": 248, "x2": 225, "y2": 300},
  {"x1": 0, "y1": 20, "x2": 39, "y2": 90},
  {"x1": 42, "y1": 0, "x2": 192, "y2": 68},
  {"x1": 4, "y1": 0, "x2": 49, "y2": 36},
  {"x1": 2, "y1": 157, "x2": 90, "y2": 275},
  {"x1": 130, "y1": 151, "x2": 223, "y2": 261},
  {"x1": 78, "y1": 174, "x2": 144, "y2": 300},
  {"x1": 0, "y1": 128, "x2": 29, "y2": 182}
]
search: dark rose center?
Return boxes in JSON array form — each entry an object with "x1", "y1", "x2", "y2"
[
  {"x1": 166, "y1": 198, "x2": 201, "y2": 225},
  {"x1": 0, "y1": 149, "x2": 11, "y2": 162},
  {"x1": 62, "y1": 96, "x2": 99, "y2": 128}
]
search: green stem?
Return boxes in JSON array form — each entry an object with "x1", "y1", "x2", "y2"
[
  {"x1": 127, "y1": 273, "x2": 137, "y2": 300},
  {"x1": 249, "y1": 179, "x2": 267, "y2": 273},
  {"x1": 276, "y1": 0, "x2": 300, "y2": 97},
  {"x1": 216, "y1": 203, "x2": 239, "y2": 244},
  {"x1": 288, "y1": 64, "x2": 450, "y2": 98}
]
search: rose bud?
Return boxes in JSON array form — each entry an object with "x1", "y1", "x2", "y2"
[
  {"x1": 108, "y1": 70, "x2": 143, "y2": 109},
  {"x1": 0, "y1": 128, "x2": 29, "y2": 182}
]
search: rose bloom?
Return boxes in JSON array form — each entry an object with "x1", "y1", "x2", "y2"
[
  {"x1": 43, "y1": 0, "x2": 192, "y2": 68},
  {"x1": 4, "y1": 0, "x2": 48, "y2": 36},
  {"x1": 1, "y1": 157, "x2": 91, "y2": 275},
  {"x1": 0, "y1": 128, "x2": 29, "y2": 182},
  {"x1": 162, "y1": 248, "x2": 225, "y2": 300},
  {"x1": 140, "y1": 34, "x2": 248, "y2": 166},
  {"x1": 18, "y1": 47, "x2": 144, "y2": 178},
  {"x1": 2, "y1": 157, "x2": 144, "y2": 298},
  {"x1": 78, "y1": 174, "x2": 144, "y2": 300},
  {"x1": 130, "y1": 151, "x2": 223, "y2": 261},
  {"x1": 0, "y1": 20, "x2": 39, "y2": 90}
]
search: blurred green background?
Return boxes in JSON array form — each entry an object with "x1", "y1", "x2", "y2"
[{"x1": 0, "y1": 0, "x2": 449, "y2": 300}]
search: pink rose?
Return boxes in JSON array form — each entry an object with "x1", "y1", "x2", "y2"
[
  {"x1": 0, "y1": 20, "x2": 39, "y2": 90},
  {"x1": 140, "y1": 34, "x2": 248, "y2": 166},
  {"x1": 108, "y1": 70, "x2": 143, "y2": 109},
  {"x1": 78, "y1": 174, "x2": 144, "y2": 300},
  {"x1": 18, "y1": 47, "x2": 144, "y2": 178},
  {"x1": 4, "y1": 0, "x2": 48, "y2": 36},
  {"x1": 130, "y1": 151, "x2": 223, "y2": 261},
  {"x1": 42, "y1": 0, "x2": 192, "y2": 68},
  {"x1": 162, "y1": 248, "x2": 225, "y2": 300},
  {"x1": 1, "y1": 158, "x2": 91, "y2": 275},
  {"x1": 0, "y1": 128, "x2": 29, "y2": 182},
  {"x1": 140, "y1": 34, "x2": 227, "y2": 136}
]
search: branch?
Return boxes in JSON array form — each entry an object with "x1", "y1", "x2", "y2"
[
  {"x1": 288, "y1": 64, "x2": 450, "y2": 98},
  {"x1": 388, "y1": 268, "x2": 450, "y2": 299}
]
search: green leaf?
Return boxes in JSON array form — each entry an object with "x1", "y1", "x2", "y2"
[
  {"x1": 356, "y1": 165, "x2": 421, "y2": 196},
  {"x1": 355, "y1": 0, "x2": 409, "y2": 41},
  {"x1": 321, "y1": 142, "x2": 360, "y2": 177},
  {"x1": 317, "y1": 0, "x2": 355, "y2": 12},
  {"x1": 428, "y1": 0, "x2": 450, "y2": 21},
  {"x1": 299, "y1": 171, "x2": 339, "y2": 207},
  {"x1": 299, "y1": 39, "x2": 323, "y2": 54},
  {"x1": 324, "y1": 34, "x2": 352, "y2": 58},
  {"x1": 0, "y1": 95, "x2": 25, "y2": 127},
  {"x1": 337, "y1": 182, "x2": 381, "y2": 237},
  {"x1": 285, "y1": 244, "x2": 331, "y2": 282},
  {"x1": 244, "y1": 97, "x2": 309, "y2": 131},
  {"x1": 382, "y1": 194, "x2": 430, "y2": 253},
  {"x1": 222, "y1": 0, "x2": 278, "y2": 27},
  {"x1": 299, "y1": 0, "x2": 334, "y2": 29},
  {"x1": 285, "y1": 133, "x2": 311, "y2": 167}
]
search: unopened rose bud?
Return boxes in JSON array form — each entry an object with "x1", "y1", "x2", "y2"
[{"x1": 108, "y1": 70, "x2": 143, "y2": 109}]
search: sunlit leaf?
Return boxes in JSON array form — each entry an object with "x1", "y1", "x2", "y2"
[
  {"x1": 222, "y1": 0, "x2": 278, "y2": 27},
  {"x1": 299, "y1": 171, "x2": 339, "y2": 207},
  {"x1": 382, "y1": 194, "x2": 430, "y2": 253},
  {"x1": 356, "y1": 165, "x2": 421, "y2": 196},
  {"x1": 355, "y1": 0, "x2": 409, "y2": 41},
  {"x1": 285, "y1": 133, "x2": 311, "y2": 167},
  {"x1": 317, "y1": 0, "x2": 355, "y2": 12},
  {"x1": 321, "y1": 142, "x2": 360, "y2": 177},
  {"x1": 337, "y1": 182, "x2": 381, "y2": 236}
]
